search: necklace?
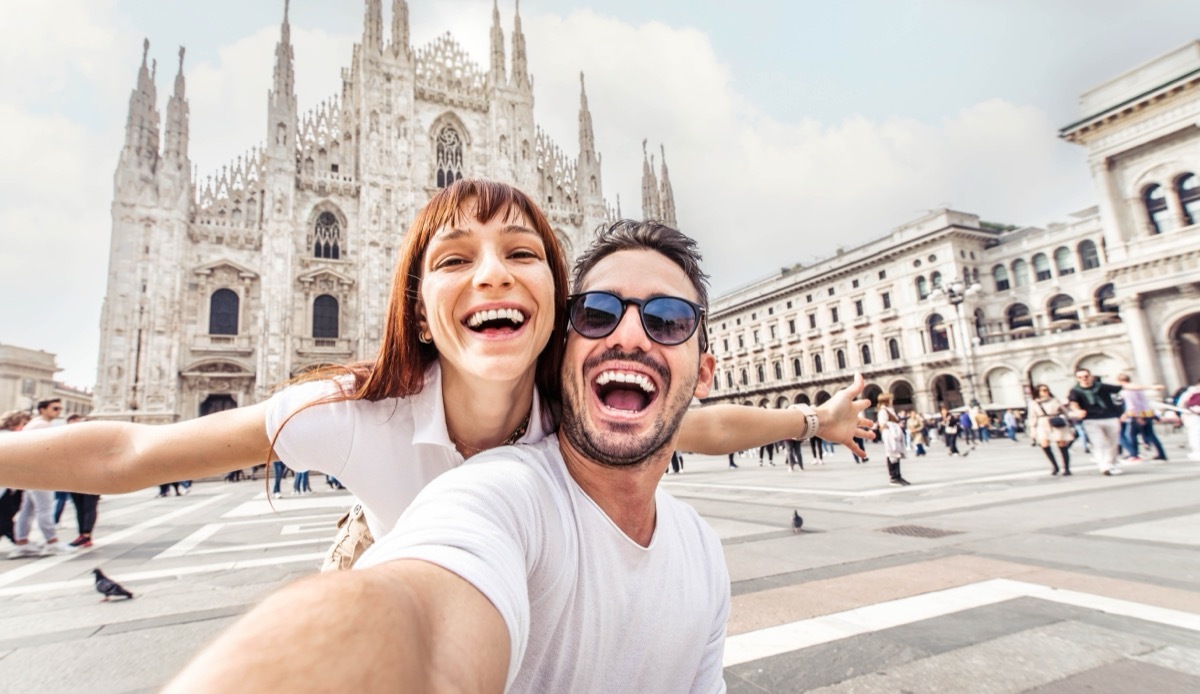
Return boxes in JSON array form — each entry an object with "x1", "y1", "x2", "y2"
[{"x1": 451, "y1": 410, "x2": 532, "y2": 455}]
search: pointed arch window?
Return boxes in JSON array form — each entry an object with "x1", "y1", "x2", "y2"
[
  {"x1": 927, "y1": 313, "x2": 949, "y2": 352},
  {"x1": 1176, "y1": 173, "x2": 1200, "y2": 226},
  {"x1": 436, "y1": 125, "x2": 464, "y2": 188},
  {"x1": 1144, "y1": 184, "x2": 1171, "y2": 233},
  {"x1": 1078, "y1": 239, "x2": 1100, "y2": 270},
  {"x1": 314, "y1": 211, "x2": 341, "y2": 259},
  {"x1": 209, "y1": 289, "x2": 239, "y2": 335},
  {"x1": 313, "y1": 295, "x2": 339, "y2": 339},
  {"x1": 993, "y1": 264, "x2": 1010, "y2": 291}
]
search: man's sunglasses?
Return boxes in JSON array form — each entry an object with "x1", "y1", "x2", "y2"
[{"x1": 567, "y1": 291, "x2": 707, "y2": 351}]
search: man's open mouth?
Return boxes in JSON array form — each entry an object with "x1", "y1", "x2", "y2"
[
  {"x1": 465, "y1": 308, "x2": 527, "y2": 335},
  {"x1": 593, "y1": 370, "x2": 658, "y2": 413}
]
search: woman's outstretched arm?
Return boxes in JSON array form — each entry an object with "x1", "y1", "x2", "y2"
[
  {"x1": 0, "y1": 401, "x2": 272, "y2": 494},
  {"x1": 676, "y1": 373, "x2": 874, "y2": 457}
]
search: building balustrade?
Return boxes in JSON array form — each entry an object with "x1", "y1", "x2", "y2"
[{"x1": 192, "y1": 334, "x2": 254, "y2": 356}]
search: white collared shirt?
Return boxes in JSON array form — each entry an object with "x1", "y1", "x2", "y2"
[{"x1": 265, "y1": 361, "x2": 548, "y2": 536}]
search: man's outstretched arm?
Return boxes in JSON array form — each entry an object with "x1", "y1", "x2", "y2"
[{"x1": 164, "y1": 559, "x2": 509, "y2": 693}]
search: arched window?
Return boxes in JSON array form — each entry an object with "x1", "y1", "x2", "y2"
[
  {"x1": 774, "y1": 362, "x2": 783, "y2": 380},
  {"x1": 1096, "y1": 283, "x2": 1119, "y2": 315},
  {"x1": 861, "y1": 344, "x2": 872, "y2": 365},
  {"x1": 1053, "y1": 247, "x2": 1075, "y2": 276},
  {"x1": 1006, "y1": 303, "x2": 1033, "y2": 331},
  {"x1": 974, "y1": 308, "x2": 987, "y2": 340},
  {"x1": 930, "y1": 271, "x2": 943, "y2": 291},
  {"x1": 1077, "y1": 239, "x2": 1100, "y2": 271},
  {"x1": 1048, "y1": 294, "x2": 1079, "y2": 330},
  {"x1": 725, "y1": 371, "x2": 733, "y2": 389},
  {"x1": 756, "y1": 364, "x2": 765, "y2": 383},
  {"x1": 1011, "y1": 259, "x2": 1029, "y2": 288},
  {"x1": 888, "y1": 338, "x2": 901, "y2": 360},
  {"x1": 927, "y1": 313, "x2": 949, "y2": 352},
  {"x1": 993, "y1": 264, "x2": 1010, "y2": 291},
  {"x1": 1176, "y1": 173, "x2": 1200, "y2": 226},
  {"x1": 313, "y1": 294, "x2": 339, "y2": 339},
  {"x1": 209, "y1": 289, "x2": 239, "y2": 335},
  {"x1": 814, "y1": 354, "x2": 823, "y2": 374},
  {"x1": 313, "y1": 211, "x2": 341, "y2": 259},
  {"x1": 740, "y1": 369, "x2": 748, "y2": 386},
  {"x1": 435, "y1": 125, "x2": 464, "y2": 188},
  {"x1": 1032, "y1": 253, "x2": 1052, "y2": 282},
  {"x1": 792, "y1": 357, "x2": 802, "y2": 377},
  {"x1": 916, "y1": 276, "x2": 929, "y2": 300},
  {"x1": 836, "y1": 349, "x2": 847, "y2": 370},
  {"x1": 1144, "y1": 184, "x2": 1171, "y2": 233}
]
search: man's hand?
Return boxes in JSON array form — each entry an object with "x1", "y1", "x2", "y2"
[{"x1": 814, "y1": 373, "x2": 875, "y2": 458}]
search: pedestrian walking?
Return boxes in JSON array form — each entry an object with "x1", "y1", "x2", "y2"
[
  {"x1": 9, "y1": 400, "x2": 71, "y2": 558},
  {"x1": 759, "y1": 443, "x2": 775, "y2": 466},
  {"x1": 1068, "y1": 368, "x2": 1139, "y2": 476},
  {"x1": 786, "y1": 439, "x2": 804, "y2": 471},
  {"x1": 941, "y1": 407, "x2": 965, "y2": 456},
  {"x1": 727, "y1": 452, "x2": 739, "y2": 469},
  {"x1": 1003, "y1": 409, "x2": 1019, "y2": 442},
  {"x1": 1029, "y1": 385, "x2": 1074, "y2": 476},
  {"x1": 1, "y1": 410, "x2": 32, "y2": 546},
  {"x1": 907, "y1": 411, "x2": 927, "y2": 456},
  {"x1": 809, "y1": 436, "x2": 825, "y2": 464},
  {"x1": 877, "y1": 394, "x2": 909, "y2": 485},
  {"x1": 293, "y1": 470, "x2": 312, "y2": 495},
  {"x1": 1116, "y1": 373, "x2": 1167, "y2": 462}
]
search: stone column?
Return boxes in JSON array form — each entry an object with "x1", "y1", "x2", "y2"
[
  {"x1": 1120, "y1": 294, "x2": 1163, "y2": 384},
  {"x1": 1090, "y1": 158, "x2": 1134, "y2": 261}
]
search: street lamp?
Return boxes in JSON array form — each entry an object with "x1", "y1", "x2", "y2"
[{"x1": 933, "y1": 279, "x2": 982, "y2": 407}]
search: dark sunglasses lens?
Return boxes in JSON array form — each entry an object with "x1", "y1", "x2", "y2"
[
  {"x1": 642, "y1": 297, "x2": 698, "y2": 345},
  {"x1": 572, "y1": 293, "x2": 623, "y2": 338}
]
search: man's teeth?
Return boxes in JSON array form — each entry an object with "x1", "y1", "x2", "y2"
[
  {"x1": 466, "y1": 308, "x2": 526, "y2": 327},
  {"x1": 595, "y1": 371, "x2": 656, "y2": 393}
]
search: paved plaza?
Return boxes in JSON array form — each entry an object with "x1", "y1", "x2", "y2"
[{"x1": 1, "y1": 431, "x2": 1198, "y2": 693}]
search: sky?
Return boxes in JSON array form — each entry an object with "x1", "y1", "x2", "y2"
[{"x1": 4, "y1": 0, "x2": 1200, "y2": 389}]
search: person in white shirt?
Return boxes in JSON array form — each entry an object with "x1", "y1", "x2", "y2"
[
  {"x1": 164, "y1": 220, "x2": 873, "y2": 693},
  {"x1": 0, "y1": 180, "x2": 872, "y2": 563},
  {"x1": 8, "y1": 399, "x2": 72, "y2": 558}
]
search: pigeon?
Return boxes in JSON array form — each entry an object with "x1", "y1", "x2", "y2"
[
  {"x1": 93, "y1": 568, "x2": 134, "y2": 602},
  {"x1": 791, "y1": 510, "x2": 804, "y2": 533}
]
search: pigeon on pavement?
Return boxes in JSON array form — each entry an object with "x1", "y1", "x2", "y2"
[
  {"x1": 93, "y1": 568, "x2": 134, "y2": 602},
  {"x1": 792, "y1": 510, "x2": 804, "y2": 533}
]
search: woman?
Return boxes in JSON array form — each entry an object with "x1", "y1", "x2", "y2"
[
  {"x1": 1, "y1": 410, "x2": 32, "y2": 546},
  {"x1": 0, "y1": 180, "x2": 871, "y2": 557},
  {"x1": 941, "y1": 406, "x2": 964, "y2": 456},
  {"x1": 1028, "y1": 384, "x2": 1075, "y2": 475},
  {"x1": 876, "y1": 393, "x2": 909, "y2": 486},
  {"x1": 907, "y1": 411, "x2": 927, "y2": 456}
]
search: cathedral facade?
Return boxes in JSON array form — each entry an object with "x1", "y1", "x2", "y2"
[{"x1": 93, "y1": 1, "x2": 676, "y2": 423}]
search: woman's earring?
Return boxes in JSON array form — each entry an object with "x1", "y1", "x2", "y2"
[{"x1": 419, "y1": 329, "x2": 432, "y2": 344}]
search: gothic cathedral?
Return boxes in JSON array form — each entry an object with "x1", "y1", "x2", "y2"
[{"x1": 94, "y1": 0, "x2": 677, "y2": 423}]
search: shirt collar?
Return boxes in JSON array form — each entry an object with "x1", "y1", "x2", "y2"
[{"x1": 410, "y1": 360, "x2": 548, "y2": 449}]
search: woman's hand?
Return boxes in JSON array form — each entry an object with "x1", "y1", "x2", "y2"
[{"x1": 814, "y1": 373, "x2": 875, "y2": 458}]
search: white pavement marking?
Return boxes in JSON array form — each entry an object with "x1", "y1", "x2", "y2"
[
  {"x1": 665, "y1": 470, "x2": 1047, "y2": 497},
  {"x1": 722, "y1": 578, "x2": 1200, "y2": 667},
  {"x1": 0, "y1": 552, "x2": 326, "y2": 597},
  {"x1": 1088, "y1": 512, "x2": 1200, "y2": 548},
  {"x1": 183, "y1": 537, "x2": 329, "y2": 557},
  {"x1": 280, "y1": 522, "x2": 337, "y2": 535},
  {"x1": 222, "y1": 494, "x2": 355, "y2": 518},
  {"x1": 0, "y1": 494, "x2": 230, "y2": 589},
  {"x1": 156, "y1": 523, "x2": 224, "y2": 559}
]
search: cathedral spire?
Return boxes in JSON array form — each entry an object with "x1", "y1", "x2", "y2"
[
  {"x1": 578, "y1": 72, "x2": 594, "y2": 153},
  {"x1": 658, "y1": 144, "x2": 676, "y2": 228},
  {"x1": 489, "y1": 0, "x2": 506, "y2": 85},
  {"x1": 391, "y1": 0, "x2": 410, "y2": 58},
  {"x1": 268, "y1": 0, "x2": 298, "y2": 156},
  {"x1": 364, "y1": 0, "x2": 383, "y2": 53},
  {"x1": 641, "y1": 139, "x2": 661, "y2": 220},
  {"x1": 122, "y1": 38, "x2": 160, "y2": 165},
  {"x1": 163, "y1": 46, "x2": 190, "y2": 167},
  {"x1": 509, "y1": 0, "x2": 530, "y2": 90},
  {"x1": 576, "y1": 72, "x2": 603, "y2": 201}
]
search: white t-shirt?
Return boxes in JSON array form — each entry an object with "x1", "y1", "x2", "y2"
[
  {"x1": 263, "y1": 361, "x2": 549, "y2": 536},
  {"x1": 357, "y1": 436, "x2": 730, "y2": 694}
]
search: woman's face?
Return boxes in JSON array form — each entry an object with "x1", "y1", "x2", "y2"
[
  {"x1": 1037, "y1": 387, "x2": 1050, "y2": 398},
  {"x1": 418, "y1": 204, "x2": 557, "y2": 387}
]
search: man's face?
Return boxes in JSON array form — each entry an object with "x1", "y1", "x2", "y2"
[
  {"x1": 39, "y1": 402, "x2": 62, "y2": 419},
  {"x1": 559, "y1": 249, "x2": 715, "y2": 468},
  {"x1": 1075, "y1": 370, "x2": 1093, "y2": 387}
]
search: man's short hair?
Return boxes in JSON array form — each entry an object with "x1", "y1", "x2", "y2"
[
  {"x1": 1074, "y1": 368, "x2": 1091, "y2": 377},
  {"x1": 36, "y1": 398, "x2": 62, "y2": 411},
  {"x1": 574, "y1": 220, "x2": 710, "y2": 308},
  {"x1": 66, "y1": 413, "x2": 86, "y2": 423}
]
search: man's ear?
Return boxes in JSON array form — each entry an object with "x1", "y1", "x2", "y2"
[{"x1": 692, "y1": 352, "x2": 716, "y2": 399}]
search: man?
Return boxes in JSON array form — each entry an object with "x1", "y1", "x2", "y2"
[
  {"x1": 8, "y1": 399, "x2": 72, "y2": 558},
  {"x1": 166, "y1": 221, "x2": 871, "y2": 693},
  {"x1": 1003, "y1": 409, "x2": 1018, "y2": 442},
  {"x1": 1067, "y1": 369, "x2": 1127, "y2": 476}
]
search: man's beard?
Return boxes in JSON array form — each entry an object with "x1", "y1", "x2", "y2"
[{"x1": 560, "y1": 350, "x2": 696, "y2": 468}]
